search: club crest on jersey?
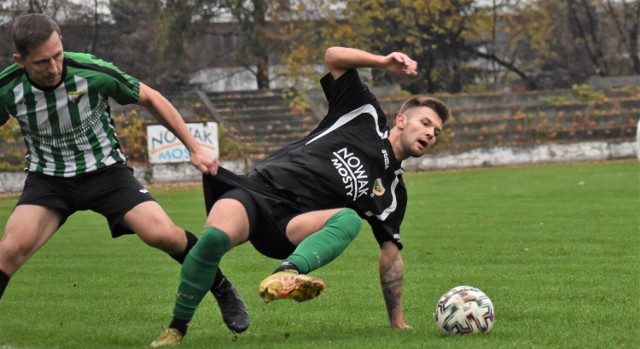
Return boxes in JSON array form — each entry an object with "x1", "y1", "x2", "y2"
[
  {"x1": 331, "y1": 147, "x2": 369, "y2": 201},
  {"x1": 67, "y1": 90, "x2": 86, "y2": 104},
  {"x1": 372, "y1": 178, "x2": 385, "y2": 196}
]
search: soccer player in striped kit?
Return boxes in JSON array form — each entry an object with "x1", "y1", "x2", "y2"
[
  {"x1": 151, "y1": 46, "x2": 451, "y2": 347},
  {"x1": 0, "y1": 13, "x2": 249, "y2": 334}
]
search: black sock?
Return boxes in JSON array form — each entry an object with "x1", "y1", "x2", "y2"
[
  {"x1": 169, "y1": 317, "x2": 190, "y2": 336},
  {"x1": 273, "y1": 261, "x2": 300, "y2": 274},
  {"x1": 169, "y1": 230, "x2": 199, "y2": 264},
  {"x1": 211, "y1": 268, "x2": 225, "y2": 291},
  {"x1": 168, "y1": 230, "x2": 225, "y2": 292},
  {"x1": 0, "y1": 269, "x2": 9, "y2": 299}
]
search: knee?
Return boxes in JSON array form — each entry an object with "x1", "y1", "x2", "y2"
[
  {"x1": 194, "y1": 227, "x2": 231, "y2": 259},
  {"x1": 332, "y1": 208, "x2": 362, "y2": 241},
  {"x1": 0, "y1": 235, "x2": 31, "y2": 274}
]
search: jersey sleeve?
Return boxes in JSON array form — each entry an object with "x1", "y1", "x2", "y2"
[
  {"x1": 367, "y1": 211, "x2": 404, "y2": 250},
  {"x1": 319, "y1": 69, "x2": 378, "y2": 126},
  {"x1": 104, "y1": 65, "x2": 140, "y2": 105},
  {"x1": 64, "y1": 52, "x2": 140, "y2": 105},
  {"x1": 0, "y1": 65, "x2": 21, "y2": 126},
  {"x1": 364, "y1": 183, "x2": 406, "y2": 250}
]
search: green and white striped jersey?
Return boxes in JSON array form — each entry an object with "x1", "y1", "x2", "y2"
[{"x1": 0, "y1": 52, "x2": 140, "y2": 177}]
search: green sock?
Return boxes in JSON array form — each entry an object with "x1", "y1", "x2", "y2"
[
  {"x1": 286, "y1": 208, "x2": 362, "y2": 274},
  {"x1": 173, "y1": 227, "x2": 231, "y2": 320}
]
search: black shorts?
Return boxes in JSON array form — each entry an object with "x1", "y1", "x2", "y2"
[
  {"x1": 17, "y1": 163, "x2": 156, "y2": 237},
  {"x1": 203, "y1": 171, "x2": 300, "y2": 259}
]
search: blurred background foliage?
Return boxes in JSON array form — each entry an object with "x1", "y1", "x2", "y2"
[
  {"x1": 0, "y1": 0, "x2": 638, "y2": 169},
  {"x1": 0, "y1": 0, "x2": 637, "y2": 95}
]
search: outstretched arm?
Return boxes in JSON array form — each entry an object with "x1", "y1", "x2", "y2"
[
  {"x1": 325, "y1": 46, "x2": 418, "y2": 80},
  {"x1": 137, "y1": 83, "x2": 220, "y2": 175},
  {"x1": 379, "y1": 241, "x2": 412, "y2": 329}
]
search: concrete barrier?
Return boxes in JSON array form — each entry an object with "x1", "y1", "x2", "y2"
[{"x1": 403, "y1": 141, "x2": 635, "y2": 171}]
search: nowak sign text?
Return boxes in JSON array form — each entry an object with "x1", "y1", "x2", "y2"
[{"x1": 146, "y1": 123, "x2": 219, "y2": 164}]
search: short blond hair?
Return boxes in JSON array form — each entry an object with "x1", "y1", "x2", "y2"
[{"x1": 399, "y1": 96, "x2": 451, "y2": 125}]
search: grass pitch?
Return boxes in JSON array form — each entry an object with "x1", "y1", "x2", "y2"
[{"x1": 0, "y1": 160, "x2": 638, "y2": 349}]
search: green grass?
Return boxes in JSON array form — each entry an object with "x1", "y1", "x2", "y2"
[{"x1": 0, "y1": 160, "x2": 638, "y2": 349}]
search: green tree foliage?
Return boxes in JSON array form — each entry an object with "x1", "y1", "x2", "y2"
[
  {"x1": 0, "y1": 0, "x2": 637, "y2": 93},
  {"x1": 104, "y1": 0, "x2": 166, "y2": 83},
  {"x1": 602, "y1": 0, "x2": 640, "y2": 75},
  {"x1": 221, "y1": 0, "x2": 271, "y2": 89},
  {"x1": 215, "y1": 0, "x2": 301, "y2": 89},
  {"x1": 492, "y1": 0, "x2": 639, "y2": 90},
  {"x1": 154, "y1": 0, "x2": 221, "y2": 61},
  {"x1": 153, "y1": 0, "x2": 296, "y2": 89},
  {"x1": 281, "y1": 0, "x2": 638, "y2": 93},
  {"x1": 283, "y1": 0, "x2": 493, "y2": 93}
]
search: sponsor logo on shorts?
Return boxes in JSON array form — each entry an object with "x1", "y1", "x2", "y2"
[
  {"x1": 139, "y1": 189, "x2": 149, "y2": 193},
  {"x1": 331, "y1": 147, "x2": 369, "y2": 201}
]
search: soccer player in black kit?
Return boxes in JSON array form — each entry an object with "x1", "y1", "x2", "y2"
[{"x1": 151, "y1": 46, "x2": 451, "y2": 347}]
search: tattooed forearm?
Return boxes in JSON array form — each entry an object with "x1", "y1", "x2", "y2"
[{"x1": 380, "y1": 260, "x2": 404, "y2": 321}]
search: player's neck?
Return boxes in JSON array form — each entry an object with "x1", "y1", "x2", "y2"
[{"x1": 388, "y1": 128, "x2": 407, "y2": 162}]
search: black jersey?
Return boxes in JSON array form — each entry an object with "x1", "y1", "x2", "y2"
[{"x1": 249, "y1": 69, "x2": 407, "y2": 249}]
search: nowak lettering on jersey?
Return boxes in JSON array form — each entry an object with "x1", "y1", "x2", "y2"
[{"x1": 331, "y1": 147, "x2": 369, "y2": 201}]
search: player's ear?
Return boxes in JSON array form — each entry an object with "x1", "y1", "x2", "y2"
[
  {"x1": 395, "y1": 113, "x2": 407, "y2": 129},
  {"x1": 13, "y1": 53, "x2": 24, "y2": 68}
]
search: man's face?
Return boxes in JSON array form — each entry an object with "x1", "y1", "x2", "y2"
[
  {"x1": 13, "y1": 32, "x2": 64, "y2": 88},
  {"x1": 397, "y1": 106, "x2": 443, "y2": 159}
]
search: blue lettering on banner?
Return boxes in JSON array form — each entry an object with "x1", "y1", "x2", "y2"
[{"x1": 157, "y1": 147, "x2": 191, "y2": 161}]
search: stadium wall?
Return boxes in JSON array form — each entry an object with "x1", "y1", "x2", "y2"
[
  {"x1": 1, "y1": 84, "x2": 637, "y2": 193},
  {"x1": 0, "y1": 141, "x2": 636, "y2": 194}
]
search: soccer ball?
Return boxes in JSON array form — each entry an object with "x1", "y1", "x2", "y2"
[{"x1": 434, "y1": 285, "x2": 495, "y2": 334}]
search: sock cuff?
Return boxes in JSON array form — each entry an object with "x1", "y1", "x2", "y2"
[
  {"x1": 274, "y1": 261, "x2": 300, "y2": 274},
  {"x1": 184, "y1": 230, "x2": 199, "y2": 249},
  {"x1": 170, "y1": 230, "x2": 199, "y2": 264},
  {"x1": 327, "y1": 208, "x2": 362, "y2": 240},
  {"x1": 328, "y1": 208, "x2": 361, "y2": 224}
]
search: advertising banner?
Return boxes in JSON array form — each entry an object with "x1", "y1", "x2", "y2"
[{"x1": 147, "y1": 123, "x2": 219, "y2": 164}]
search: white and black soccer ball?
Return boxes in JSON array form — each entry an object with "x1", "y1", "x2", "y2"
[{"x1": 434, "y1": 285, "x2": 495, "y2": 334}]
